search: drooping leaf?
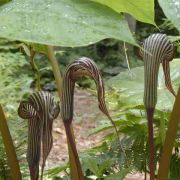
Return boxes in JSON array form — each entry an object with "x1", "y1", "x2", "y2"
[
  {"x1": 90, "y1": 0, "x2": 155, "y2": 25},
  {"x1": 158, "y1": 0, "x2": 180, "y2": 31},
  {"x1": 107, "y1": 59, "x2": 180, "y2": 110},
  {"x1": 0, "y1": 0, "x2": 137, "y2": 47}
]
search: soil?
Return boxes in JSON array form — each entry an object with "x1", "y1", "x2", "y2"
[{"x1": 47, "y1": 88, "x2": 148, "y2": 179}]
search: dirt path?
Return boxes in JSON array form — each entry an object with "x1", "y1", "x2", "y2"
[{"x1": 48, "y1": 88, "x2": 103, "y2": 166}]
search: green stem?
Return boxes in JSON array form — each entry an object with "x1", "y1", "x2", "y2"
[
  {"x1": 123, "y1": 42, "x2": 131, "y2": 71},
  {"x1": 157, "y1": 86, "x2": 180, "y2": 180},
  {"x1": 29, "y1": 51, "x2": 41, "y2": 91},
  {"x1": 146, "y1": 108, "x2": 155, "y2": 180},
  {"x1": 0, "y1": 105, "x2": 22, "y2": 180},
  {"x1": 47, "y1": 46, "x2": 62, "y2": 97}
]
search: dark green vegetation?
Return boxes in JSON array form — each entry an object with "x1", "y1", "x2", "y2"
[{"x1": 0, "y1": 0, "x2": 180, "y2": 179}]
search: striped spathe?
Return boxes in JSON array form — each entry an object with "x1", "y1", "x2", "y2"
[
  {"x1": 142, "y1": 33, "x2": 176, "y2": 108},
  {"x1": 18, "y1": 91, "x2": 60, "y2": 180}
]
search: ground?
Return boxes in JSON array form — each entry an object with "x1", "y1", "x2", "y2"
[{"x1": 48, "y1": 88, "x2": 148, "y2": 179}]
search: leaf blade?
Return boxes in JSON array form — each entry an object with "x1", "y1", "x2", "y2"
[
  {"x1": 90, "y1": 0, "x2": 155, "y2": 25},
  {"x1": 107, "y1": 58, "x2": 180, "y2": 111},
  {"x1": 0, "y1": 0, "x2": 137, "y2": 47}
]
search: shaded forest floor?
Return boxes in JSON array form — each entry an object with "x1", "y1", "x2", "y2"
[{"x1": 48, "y1": 88, "x2": 148, "y2": 179}]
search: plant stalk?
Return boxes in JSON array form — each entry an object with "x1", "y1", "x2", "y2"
[
  {"x1": 64, "y1": 122, "x2": 84, "y2": 180},
  {"x1": 29, "y1": 51, "x2": 41, "y2": 91},
  {"x1": 123, "y1": 42, "x2": 131, "y2": 72},
  {"x1": 157, "y1": 86, "x2": 180, "y2": 180},
  {"x1": 146, "y1": 108, "x2": 155, "y2": 180},
  {"x1": 0, "y1": 105, "x2": 22, "y2": 180},
  {"x1": 47, "y1": 45, "x2": 62, "y2": 97}
]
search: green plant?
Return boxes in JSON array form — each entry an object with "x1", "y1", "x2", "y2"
[
  {"x1": 106, "y1": 58, "x2": 180, "y2": 179},
  {"x1": 18, "y1": 91, "x2": 60, "y2": 180},
  {"x1": 44, "y1": 103, "x2": 165, "y2": 179},
  {"x1": 0, "y1": 44, "x2": 33, "y2": 178},
  {"x1": 140, "y1": 33, "x2": 176, "y2": 180},
  {"x1": 45, "y1": 58, "x2": 177, "y2": 179},
  {"x1": 45, "y1": 59, "x2": 180, "y2": 180},
  {"x1": 61, "y1": 57, "x2": 119, "y2": 179},
  {"x1": 0, "y1": 0, "x2": 179, "y2": 179}
]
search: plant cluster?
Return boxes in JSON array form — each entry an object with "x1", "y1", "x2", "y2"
[
  {"x1": 0, "y1": 0, "x2": 179, "y2": 180},
  {"x1": 46, "y1": 59, "x2": 180, "y2": 179}
]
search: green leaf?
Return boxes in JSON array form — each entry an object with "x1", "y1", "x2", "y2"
[
  {"x1": 83, "y1": 142, "x2": 108, "y2": 154},
  {"x1": 107, "y1": 58, "x2": 180, "y2": 111},
  {"x1": 104, "y1": 168, "x2": 131, "y2": 180},
  {"x1": 45, "y1": 163, "x2": 69, "y2": 177},
  {"x1": 168, "y1": 36, "x2": 180, "y2": 43},
  {"x1": 0, "y1": 0, "x2": 137, "y2": 47},
  {"x1": 88, "y1": 123, "x2": 113, "y2": 136},
  {"x1": 90, "y1": 0, "x2": 155, "y2": 25},
  {"x1": 81, "y1": 155, "x2": 101, "y2": 177},
  {"x1": 168, "y1": 36, "x2": 180, "y2": 53},
  {"x1": 158, "y1": 0, "x2": 180, "y2": 31}
]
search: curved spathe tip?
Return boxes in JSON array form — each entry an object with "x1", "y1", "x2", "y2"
[{"x1": 162, "y1": 60, "x2": 176, "y2": 97}]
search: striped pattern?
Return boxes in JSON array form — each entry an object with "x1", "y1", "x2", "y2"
[
  {"x1": 141, "y1": 33, "x2": 176, "y2": 108},
  {"x1": 18, "y1": 91, "x2": 60, "y2": 179},
  {"x1": 61, "y1": 57, "x2": 117, "y2": 131},
  {"x1": 18, "y1": 101, "x2": 41, "y2": 173}
]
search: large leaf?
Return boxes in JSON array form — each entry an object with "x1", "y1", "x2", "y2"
[
  {"x1": 0, "y1": 0, "x2": 137, "y2": 47},
  {"x1": 158, "y1": 0, "x2": 180, "y2": 31},
  {"x1": 90, "y1": 0, "x2": 155, "y2": 25},
  {"x1": 107, "y1": 59, "x2": 180, "y2": 110}
]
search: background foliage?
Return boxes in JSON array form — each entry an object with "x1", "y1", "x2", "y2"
[{"x1": 0, "y1": 39, "x2": 32, "y2": 179}]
